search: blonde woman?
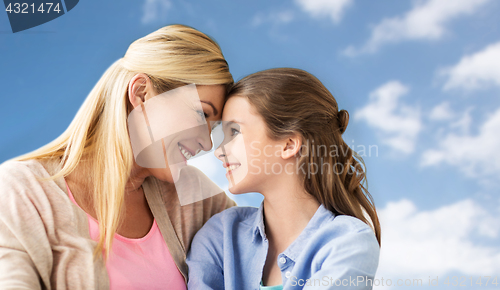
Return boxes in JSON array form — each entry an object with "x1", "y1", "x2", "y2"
[
  {"x1": 187, "y1": 68, "x2": 380, "y2": 289},
  {"x1": 0, "y1": 25, "x2": 235, "y2": 289}
]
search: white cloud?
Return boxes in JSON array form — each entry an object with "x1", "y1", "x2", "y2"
[
  {"x1": 355, "y1": 81, "x2": 422, "y2": 154},
  {"x1": 421, "y1": 107, "x2": 500, "y2": 178},
  {"x1": 376, "y1": 198, "x2": 500, "y2": 286},
  {"x1": 142, "y1": 0, "x2": 172, "y2": 24},
  {"x1": 429, "y1": 101, "x2": 455, "y2": 121},
  {"x1": 449, "y1": 107, "x2": 473, "y2": 134},
  {"x1": 295, "y1": 0, "x2": 353, "y2": 24},
  {"x1": 344, "y1": 0, "x2": 490, "y2": 56},
  {"x1": 441, "y1": 41, "x2": 500, "y2": 91},
  {"x1": 252, "y1": 10, "x2": 295, "y2": 27}
]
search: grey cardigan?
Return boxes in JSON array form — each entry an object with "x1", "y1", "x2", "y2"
[{"x1": 0, "y1": 158, "x2": 235, "y2": 289}]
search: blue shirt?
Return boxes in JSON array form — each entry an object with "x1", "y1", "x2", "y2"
[{"x1": 186, "y1": 203, "x2": 380, "y2": 290}]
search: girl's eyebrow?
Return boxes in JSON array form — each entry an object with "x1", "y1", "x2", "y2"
[
  {"x1": 221, "y1": 120, "x2": 243, "y2": 131},
  {"x1": 224, "y1": 120, "x2": 244, "y2": 125},
  {"x1": 201, "y1": 101, "x2": 218, "y2": 116}
]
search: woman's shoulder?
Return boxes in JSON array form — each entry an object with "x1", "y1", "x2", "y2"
[
  {"x1": 0, "y1": 157, "x2": 62, "y2": 179},
  {"x1": 0, "y1": 159, "x2": 49, "y2": 188},
  {"x1": 0, "y1": 158, "x2": 68, "y2": 211}
]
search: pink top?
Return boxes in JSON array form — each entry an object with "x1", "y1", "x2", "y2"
[{"x1": 65, "y1": 180, "x2": 186, "y2": 290}]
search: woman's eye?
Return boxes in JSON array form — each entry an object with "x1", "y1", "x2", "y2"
[
  {"x1": 211, "y1": 121, "x2": 221, "y2": 131},
  {"x1": 197, "y1": 110, "x2": 208, "y2": 119},
  {"x1": 231, "y1": 128, "x2": 240, "y2": 136}
]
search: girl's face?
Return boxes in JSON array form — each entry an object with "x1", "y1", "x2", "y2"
[{"x1": 214, "y1": 96, "x2": 285, "y2": 194}]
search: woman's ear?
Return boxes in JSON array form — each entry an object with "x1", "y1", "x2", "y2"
[
  {"x1": 128, "y1": 73, "x2": 152, "y2": 109},
  {"x1": 281, "y1": 135, "x2": 302, "y2": 160}
]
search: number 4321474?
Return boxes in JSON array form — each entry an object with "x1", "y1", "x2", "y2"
[{"x1": 5, "y1": 3, "x2": 61, "y2": 14}]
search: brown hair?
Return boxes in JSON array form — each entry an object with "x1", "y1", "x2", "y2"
[{"x1": 228, "y1": 68, "x2": 381, "y2": 245}]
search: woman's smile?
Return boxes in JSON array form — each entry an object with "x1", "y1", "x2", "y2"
[{"x1": 178, "y1": 142, "x2": 195, "y2": 163}]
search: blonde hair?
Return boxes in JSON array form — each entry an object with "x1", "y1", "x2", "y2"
[
  {"x1": 229, "y1": 68, "x2": 381, "y2": 245},
  {"x1": 15, "y1": 24, "x2": 233, "y2": 258}
]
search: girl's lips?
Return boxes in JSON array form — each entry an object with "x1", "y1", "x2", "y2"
[
  {"x1": 225, "y1": 163, "x2": 241, "y2": 176},
  {"x1": 223, "y1": 162, "x2": 240, "y2": 168}
]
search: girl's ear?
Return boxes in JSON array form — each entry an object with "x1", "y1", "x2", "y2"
[
  {"x1": 128, "y1": 73, "x2": 152, "y2": 109},
  {"x1": 282, "y1": 135, "x2": 302, "y2": 160}
]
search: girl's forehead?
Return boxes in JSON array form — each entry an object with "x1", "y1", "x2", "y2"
[{"x1": 223, "y1": 97, "x2": 255, "y2": 117}]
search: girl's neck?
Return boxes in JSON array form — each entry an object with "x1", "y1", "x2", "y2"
[{"x1": 261, "y1": 176, "x2": 320, "y2": 252}]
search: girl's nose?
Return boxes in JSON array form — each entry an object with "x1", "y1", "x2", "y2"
[{"x1": 214, "y1": 145, "x2": 227, "y2": 161}]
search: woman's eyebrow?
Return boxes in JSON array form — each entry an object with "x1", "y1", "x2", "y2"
[{"x1": 201, "y1": 101, "x2": 218, "y2": 116}]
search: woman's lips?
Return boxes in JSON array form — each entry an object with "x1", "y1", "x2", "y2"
[{"x1": 178, "y1": 143, "x2": 194, "y2": 162}]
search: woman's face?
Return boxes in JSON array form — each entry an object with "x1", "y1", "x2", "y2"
[
  {"x1": 138, "y1": 84, "x2": 226, "y2": 183},
  {"x1": 214, "y1": 96, "x2": 284, "y2": 194}
]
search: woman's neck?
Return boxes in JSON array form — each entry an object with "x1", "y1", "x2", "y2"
[
  {"x1": 65, "y1": 159, "x2": 155, "y2": 238},
  {"x1": 125, "y1": 162, "x2": 152, "y2": 193},
  {"x1": 66, "y1": 160, "x2": 150, "y2": 193},
  {"x1": 65, "y1": 160, "x2": 151, "y2": 214}
]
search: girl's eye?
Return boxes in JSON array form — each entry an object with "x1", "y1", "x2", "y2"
[{"x1": 231, "y1": 128, "x2": 240, "y2": 136}]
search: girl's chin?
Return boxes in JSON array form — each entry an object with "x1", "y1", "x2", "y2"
[
  {"x1": 227, "y1": 188, "x2": 243, "y2": 195},
  {"x1": 227, "y1": 182, "x2": 250, "y2": 195}
]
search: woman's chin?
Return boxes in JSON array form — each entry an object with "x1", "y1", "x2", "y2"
[{"x1": 148, "y1": 167, "x2": 176, "y2": 183}]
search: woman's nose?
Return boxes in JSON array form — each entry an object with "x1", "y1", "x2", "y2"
[
  {"x1": 196, "y1": 125, "x2": 213, "y2": 152},
  {"x1": 197, "y1": 137, "x2": 212, "y2": 152}
]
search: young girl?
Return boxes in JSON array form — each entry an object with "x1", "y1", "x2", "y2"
[{"x1": 186, "y1": 68, "x2": 381, "y2": 290}]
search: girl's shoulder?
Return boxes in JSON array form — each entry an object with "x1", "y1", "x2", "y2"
[
  {"x1": 189, "y1": 205, "x2": 261, "y2": 248},
  {"x1": 313, "y1": 211, "x2": 378, "y2": 246},
  {"x1": 329, "y1": 214, "x2": 375, "y2": 234},
  {"x1": 203, "y1": 205, "x2": 260, "y2": 229},
  {"x1": 305, "y1": 212, "x2": 380, "y2": 262},
  {"x1": 288, "y1": 206, "x2": 379, "y2": 261}
]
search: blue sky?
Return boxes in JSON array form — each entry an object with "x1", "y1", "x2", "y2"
[{"x1": 1, "y1": 0, "x2": 499, "y2": 288}]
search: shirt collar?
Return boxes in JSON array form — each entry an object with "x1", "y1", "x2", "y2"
[
  {"x1": 251, "y1": 202, "x2": 336, "y2": 255},
  {"x1": 252, "y1": 202, "x2": 266, "y2": 243},
  {"x1": 282, "y1": 204, "x2": 335, "y2": 262}
]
